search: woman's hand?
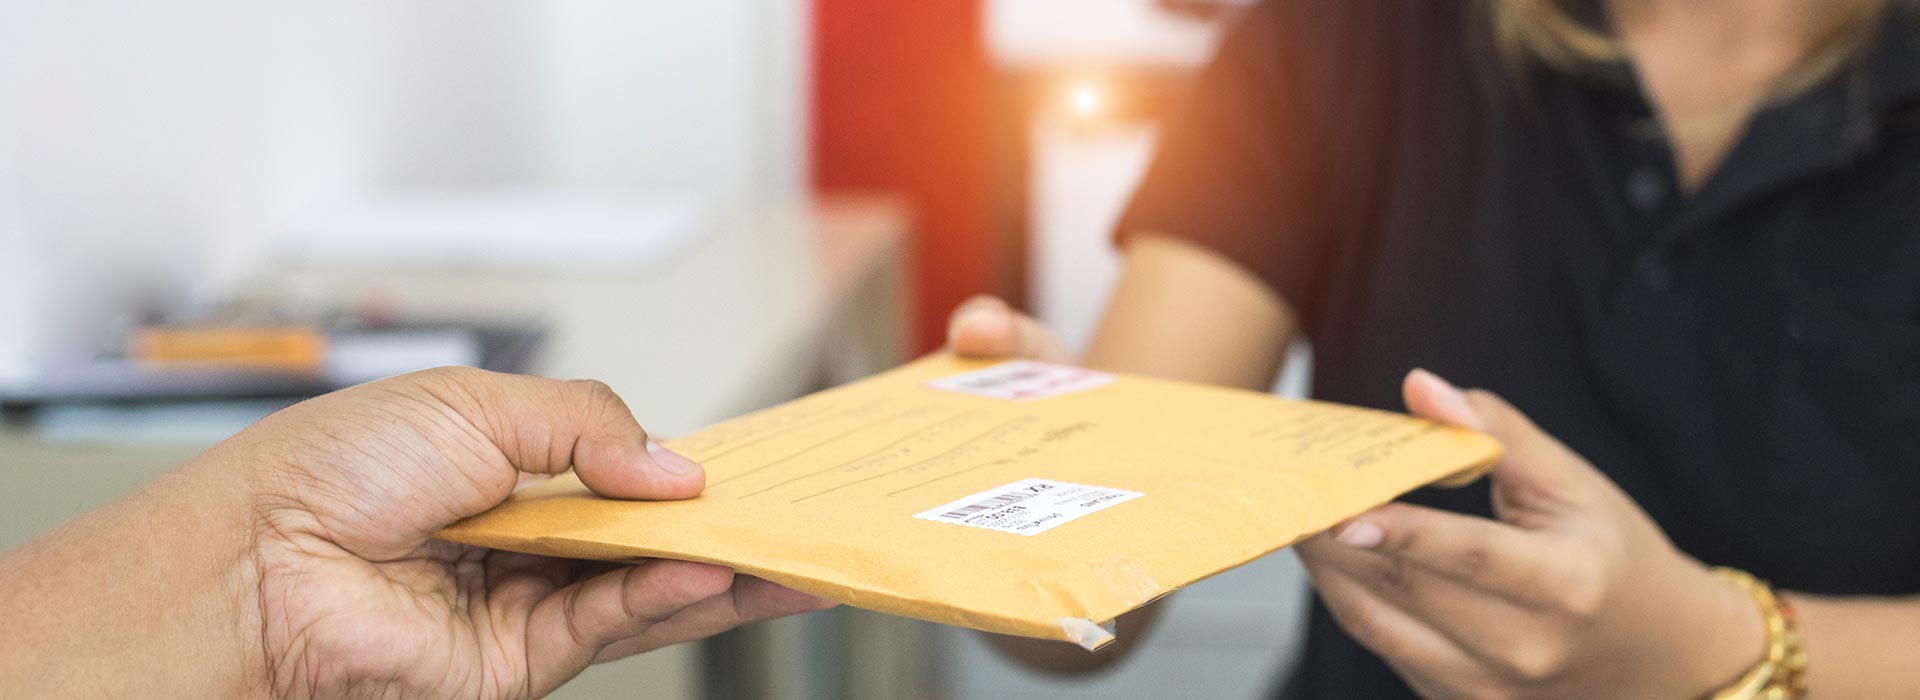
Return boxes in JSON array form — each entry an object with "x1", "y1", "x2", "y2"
[
  {"x1": 946, "y1": 294, "x2": 1073, "y2": 363},
  {"x1": 1295, "y1": 370, "x2": 1765, "y2": 699}
]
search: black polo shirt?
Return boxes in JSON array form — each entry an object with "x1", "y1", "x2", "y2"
[{"x1": 1117, "y1": 2, "x2": 1920, "y2": 698}]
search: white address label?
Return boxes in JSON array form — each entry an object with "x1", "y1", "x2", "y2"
[
  {"x1": 925, "y1": 360, "x2": 1114, "y2": 401},
  {"x1": 915, "y1": 478, "x2": 1143, "y2": 536}
]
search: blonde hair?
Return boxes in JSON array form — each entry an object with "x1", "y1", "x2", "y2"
[{"x1": 1490, "y1": 0, "x2": 1893, "y2": 98}]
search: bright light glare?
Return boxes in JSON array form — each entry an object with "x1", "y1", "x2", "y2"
[{"x1": 1068, "y1": 81, "x2": 1104, "y2": 119}]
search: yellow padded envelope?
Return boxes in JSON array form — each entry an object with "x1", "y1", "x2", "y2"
[{"x1": 439, "y1": 355, "x2": 1501, "y2": 648}]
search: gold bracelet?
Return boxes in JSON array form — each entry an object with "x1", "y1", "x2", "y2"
[{"x1": 1706, "y1": 567, "x2": 1807, "y2": 700}]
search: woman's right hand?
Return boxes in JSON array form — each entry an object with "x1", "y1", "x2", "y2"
[{"x1": 945, "y1": 295, "x2": 1074, "y2": 363}]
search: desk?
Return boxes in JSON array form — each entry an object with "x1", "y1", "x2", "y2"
[{"x1": 0, "y1": 196, "x2": 912, "y2": 700}]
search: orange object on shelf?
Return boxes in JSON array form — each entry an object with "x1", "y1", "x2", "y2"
[{"x1": 130, "y1": 326, "x2": 327, "y2": 373}]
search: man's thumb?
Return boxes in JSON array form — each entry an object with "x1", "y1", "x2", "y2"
[{"x1": 418, "y1": 368, "x2": 705, "y2": 503}]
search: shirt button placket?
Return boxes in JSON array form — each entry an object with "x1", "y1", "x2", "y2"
[
  {"x1": 1623, "y1": 165, "x2": 1676, "y2": 293},
  {"x1": 1630, "y1": 248, "x2": 1676, "y2": 293},
  {"x1": 1626, "y1": 167, "x2": 1668, "y2": 213}
]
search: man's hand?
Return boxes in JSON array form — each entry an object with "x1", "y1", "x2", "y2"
[
  {"x1": 1294, "y1": 370, "x2": 1765, "y2": 699},
  {"x1": 236, "y1": 368, "x2": 835, "y2": 699},
  {"x1": 0, "y1": 368, "x2": 832, "y2": 700}
]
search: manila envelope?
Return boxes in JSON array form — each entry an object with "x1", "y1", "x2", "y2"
[{"x1": 439, "y1": 355, "x2": 1501, "y2": 648}]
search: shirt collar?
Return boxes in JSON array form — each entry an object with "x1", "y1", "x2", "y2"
[
  {"x1": 1533, "y1": 3, "x2": 1919, "y2": 244},
  {"x1": 1865, "y1": 8, "x2": 1920, "y2": 111},
  {"x1": 1657, "y1": 7, "x2": 1920, "y2": 240},
  {"x1": 1572, "y1": 3, "x2": 1920, "y2": 115}
]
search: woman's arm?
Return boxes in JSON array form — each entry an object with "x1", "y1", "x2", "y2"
[
  {"x1": 950, "y1": 233, "x2": 1301, "y2": 387},
  {"x1": 1081, "y1": 234, "x2": 1300, "y2": 388},
  {"x1": 953, "y1": 233, "x2": 1303, "y2": 673},
  {"x1": 1791, "y1": 594, "x2": 1920, "y2": 700}
]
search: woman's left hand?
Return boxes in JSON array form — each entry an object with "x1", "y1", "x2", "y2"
[{"x1": 1295, "y1": 370, "x2": 1765, "y2": 700}]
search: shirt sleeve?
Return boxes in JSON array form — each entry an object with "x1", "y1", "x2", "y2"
[{"x1": 1115, "y1": 0, "x2": 1366, "y2": 315}]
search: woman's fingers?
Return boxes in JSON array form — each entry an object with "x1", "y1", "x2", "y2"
[
  {"x1": 1403, "y1": 369, "x2": 1600, "y2": 517},
  {"x1": 1403, "y1": 368, "x2": 1487, "y2": 431},
  {"x1": 947, "y1": 295, "x2": 1016, "y2": 357},
  {"x1": 1302, "y1": 532, "x2": 1575, "y2": 683},
  {"x1": 946, "y1": 295, "x2": 1073, "y2": 362},
  {"x1": 1300, "y1": 552, "x2": 1483, "y2": 692},
  {"x1": 1334, "y1": 503, "x2": 1588, "y2": 611}
]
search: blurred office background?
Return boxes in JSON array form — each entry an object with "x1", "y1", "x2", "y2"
[{"x1": 0, "y1": 1, "x2": 1309, "y2": 698}]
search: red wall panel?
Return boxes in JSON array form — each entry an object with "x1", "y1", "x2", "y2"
[{"x1": 812, "y1": 0, "x2": 996, "y2": 353}]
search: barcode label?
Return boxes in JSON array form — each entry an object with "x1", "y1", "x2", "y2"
[
  {"x1": 915, "y1": 478, "x2": 1143, "y2": 536},
  {"x1": 925, "y1": 361, "x2": 1114, "y2": 401},
  {"x1": 936, "y1": 489, "x2": 1042, "y2": 519}
]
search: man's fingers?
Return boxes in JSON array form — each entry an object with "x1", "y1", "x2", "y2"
[
  {"x1": 264, "y1": 369, "x2": 703, "y2": 557},
  {"x1": 415, "y1": 367, "x2": 706, "y2": 504},
  {"x1": 524, "y1": 559, "x2": 735, "y2": 695},
  {"x1": 1329, "y1": 503, "x2": 1581, "y2": 611},
  {"x1": 946, "y1": 294, "x2": 1073, "y2": 363},
  {"x1": 589, "y1": 576, "x2": 837, "y2": 663},
  {"x1": 483, "y1": 551, "x2": 577, "y2": 623}
]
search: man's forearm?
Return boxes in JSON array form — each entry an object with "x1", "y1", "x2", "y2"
[
  {"x1": 1790, "y1": 592, "x2": 1920, "y2": 700},
  {"x1": 0, "y1": 449, "x2": 263, "y2": 699}
]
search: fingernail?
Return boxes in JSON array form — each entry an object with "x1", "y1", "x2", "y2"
[
  {"x1": 953, "y1": 307, "x2": 997, "y2": 333},
  {"x1": 1410, "y1": 368, "x2": 1483, "y2": 430},
  {"x1": 646, "y1": 441, "x2": 702, "y2": 476},
  {"x1": 1335, "y1": 520, "x2": 1384, "y2": 549}
]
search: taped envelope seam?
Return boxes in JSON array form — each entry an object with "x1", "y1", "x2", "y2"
[{"x1": 1056, "y1": 618, "x2": 1116, "y2": 651}]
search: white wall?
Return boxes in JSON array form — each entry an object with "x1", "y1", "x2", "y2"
[
  {"x1": 0, "y1": 11, "x2": 30, "y2": 385},
  {"x1": 986, "y1": 0, "x2": 1226, "y2": 70},
  {"x1": 0, "y1": 0, "x2": 807, "y2": 386},
  {"x1": 541, "y1": 0, "x2": 808, "y2": 198}
]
